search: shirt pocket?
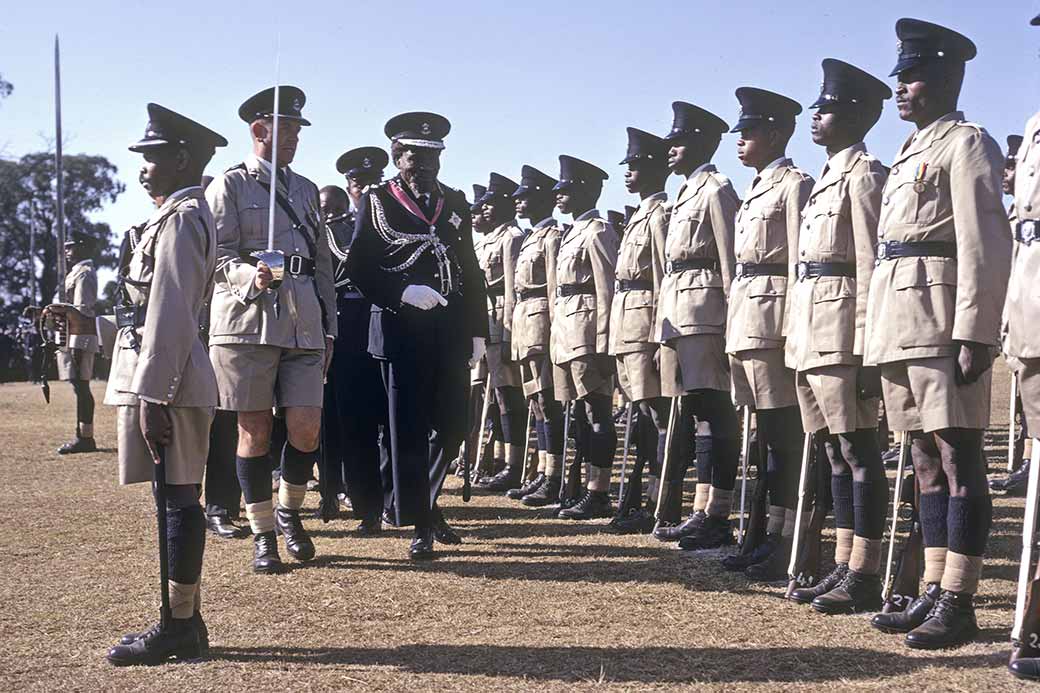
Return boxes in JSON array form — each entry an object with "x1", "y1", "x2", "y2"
[
  {"x1": 806, "y1": 193, "x2": 849, "y2": 257},
  {"x1": 676, "y1": 271, "x2": 727, "y2": 328},
  {"x1": 809, "y1": 278, "x2": 856, "y2": 353},
  {"x1": 743, "y1": 274, "x2": 787, "y2": 341},
  {"x1": 620, "y1": 227, "x2": 652, "y2": 276},
  {"x1": 519, "y1": 297, "x2": 551, "y2": 349},
  {"x1": 209, "y1": 285, "x2": 261, "y2": 336},
  {"x1": 237, "y1": 202, "x2": 269, "y2": 245},
  {"x1": 888, "y1": 166, "x2": 944, "y2": 226},
  {"x1": 563, "y1": 293, "x2": 597, "y2": 348},
  {"x1": 749, "y1": 204, "x2": 784, "y2": 254},
  {"x1": 620, "y1": 291, "x2": 654, "y2": 343},
  {"x1": 893, "y1": 257, "x2": 957, "y2": 347}
]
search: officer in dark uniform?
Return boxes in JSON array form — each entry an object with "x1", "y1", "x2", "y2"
[
  {"x1": 322, "y1": 146, "x2": 390, "y2": 533},
  {"x1": 344, "y1": 112, "x2": 487, "y2": 559}
]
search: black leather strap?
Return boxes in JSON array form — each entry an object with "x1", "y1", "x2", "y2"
[
  {"x1": 735, "y1": 262, "x2": 786, "y2": 278},
  {"x1": 516, "y1": 287, "x2": 547, "y2": 301},
  {"x1": 876, "y1": 240, "x2": 956, "y2": 261},
  {"x1": 665, "y1": 258, "x2": 720, "y2": 274},
  {"x1": 556, "y1": 282, "x2": 595, "y2": 297},
  {"x1": 615, "y1": 278, "x2": 652, "y2": 292},
  {"x1": 796, "y1": 261, "x2": 855, "y2": 280}
]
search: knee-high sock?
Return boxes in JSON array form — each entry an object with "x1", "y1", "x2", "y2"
[{"x1": 920, "y1": 491, "x2": 950, "y2": 584}]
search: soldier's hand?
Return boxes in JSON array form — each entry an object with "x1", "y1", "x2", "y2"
[
  {"x1": 139, "y1": 400, "x2": 173, "y2": 454},
  {"x1": 323, "y1": 336, "x2": 334, "y2": 377},
  {"x1": 469, "y1": 337, "x2": 487, "y2": 369},
  {"x1": 254, "y1": 262, "x2": 274, "y2": 291},
  {"x1": 856, "y1": 366, "x2": 882, "y2": 400},
  {"x1": 653, "y1": 348, "x2": 661, "y2": 371},
  {"x1": 401, "y1": 284, "x2": 448, "y2": 311},
  {"x1": 955, "y1": 341, "x2": 993, "y2": 386}
]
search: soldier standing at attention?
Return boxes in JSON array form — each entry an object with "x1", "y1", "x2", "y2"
[
  {"x1": 866, "y1": 19, "x2": 1011, "y2": 649},
  {"x1": 508, "y1": 165, "x2": 567, "y2": 505},
  {"x1": 723, "y1": 88, "x2": 814, "y2": 580},
  {"x1": 784, "y1": 59, "x2": 891, "y2": 613},
  {"x1": 551, "y1": 155, "x2": 619, "y2": 520},
  {"x1": 103, "y1": 104, "x2": 225, "y2": 665},
  {"x1": 608, "y1": 127, "x2": 669, "y2": 532},
  {"x1": 206, "y1": 86, "x2": 337, "y2": 573},
  {"x1": 651, "y1": 102, "x2": 742, "y2": 550},
  {"x1": 474, "y1": 173, "x2": 528, "y2": 492},
  {"x1": 56, "y1": 235, "x2": 99, "y2": 454}
]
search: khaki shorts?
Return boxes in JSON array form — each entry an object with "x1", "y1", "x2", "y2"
[
  {"x1": 553, "y1": 355, "x2": 614, "y2": 402},
  {"x1": 520, "y1": 354, "x2": 554, "y2": 397},
  {"x1": 57, "y1": 348, "x2": 95, "y2": 381},
  {"x1": 730, "y1": 348, "x2": 797, "y2": 410},
  {"x1": 1015, "y1": 357, "x2": 1040, "y2": 433},
  {"x1": 881, "y1": 356, "x2": 992, "y2": 433},
  {"x1": 210, "y1": 344, "x2": 324, "y2": 411},
  {"x1": 486, "y1": 342, "x2": 522, "y2": 389},
  {"x1": 118, "y1": 405, "x2": 214, "y2": 485},
  {"x1": 615, "y1": 350, "x2": 660, "y2": 403},
  {"x1": 796, "y1": 365, "x2": 879, "y2": 434},
  {"x1": 660, "y1": 334, "x2": 730, "y2": 397}
]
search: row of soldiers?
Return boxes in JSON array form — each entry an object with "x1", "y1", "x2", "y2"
[{"x1": 40, "y1": 14, "x2": 1040, "y2": 682}]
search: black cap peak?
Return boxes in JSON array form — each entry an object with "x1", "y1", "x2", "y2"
[
  {"x1": 811, "y1": 59, "x2": 892, "y2": 109},
  {"x1": 130, "y1": 103, "x2": 227, "y2": 152},
  {"x1": 513, "y1": 165, "x2": 558, "y2": 198},
  {"x1": 731, "y1": 87, "x2": 802, "y2": 133},
  {"x1": 552, "y1": 155, "x2": 608, "y2": 192},
  {"x1": 335, "y1": 146, "x2": 389, "y2": 179},
  {"x1": 664, "y1": 101, "x2": 729, "y2": 141},
  {"x1": 890, "y1": 18, "x2": 977, "y2": 76},
  {"x1": 238, "y1": 85, "x2": 310, "y2": 125},
  {"x1": 620, "y1": 127, "x2": 669, "y2": 166}
]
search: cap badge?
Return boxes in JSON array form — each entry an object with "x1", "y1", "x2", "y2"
[
  {"x1": 363, "y1": 157, "x2": 372, "y2": 168},
  {"x1": 897, "y1": 40, "x2": 903, "y2": 53},
  {"x1": 421, "y1": 122, "x2": 431, "y2": 135},
  {"x1": 292, "y1": 97, "x2": 302, "y2": 111}
]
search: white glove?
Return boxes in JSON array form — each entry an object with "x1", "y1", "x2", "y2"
[
  {"x1": 401, "y1": 284, "x2": 448, "y2": 311},
  {"x1": 469, "y1": 337, "x2": 486, "y2": 369}
]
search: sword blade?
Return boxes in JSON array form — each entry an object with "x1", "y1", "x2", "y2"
[
  {"x1": 54, "y1": 34, "x2": 67, "y2": 302},
  {"x1": 266, "y1": 37, "x2": 281, "y2": 251}
]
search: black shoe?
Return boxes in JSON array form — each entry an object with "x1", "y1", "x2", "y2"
[
  {"x1": 275, "y1": 507, "x2": 316, "y2": 561},
  {"x1": 722, "y1": 535, "x2": 778, "y2": 572},
  {"x1": 410, "y1": 528, "x2": 436, "y2": 560},
  {"x1": 107, "y1": 617, "x2": 202, "y2": 666},
  {"x1": 381, "y1": 508, "x2": 399, "y2": 529},
  {"x1": 58, "y1": 436, "x2": 97, "y2": 454},
  {"x1": 432, "y1": 508, "x2": 462, "y2": 545},
  {"x1": 904, "y1": 590, "x2": 979, "y2": 650},
  {"x1": 992, "y1": 460, "x2": 1030, "y2": 495},
  {"x1": 522, "y1": 475, "x2": 561, "y2": 507},
  {"x1": 357, "y1": 513, "x2": 382, "y2": 536},
  {"x1": 476, "y1": 465, "x2": 522, "y2": 492},
  {"x1": 811, "y1": 570, "x2": 883, "y2": 615},
  {"x1": 745, "y1": 539, "x2": 791, "y2": 582},
  {"x1": 788, "y1": 563, "x2": 848, "y2": 605},
  {"x1": 558, "y1": 490, "x2": 613, "y2": 520},
  {"x1": 607, "y1": 508, "x2": 655, "y2": 535},
  {"x1": 120, "y1": 612, "x2": 209, "y2": 655},
  {"x1": 252, "y1": 531, "x2": 283, "y2": 574},
  {"x1": 653, "y1": 511, "x2": 707, "y2": 543},
  {"x1": 882, "y1": 447, "x2": 901, "y2": 468},
  {"x1": 678, "y1": 516, "x2": 734, "y2": 551},
  {"x1": 1010, "y1": 646, "x2": 1040, "y2": 681},
  {"x1": 871, "y1": 582, "x2": 940, "y2": 634},
  {"x1": 507, "y1": 473, "x2": 546, "y2": 500},
  {"x1": 206, "y1": 514, "x2": 249, "y2": 540}
]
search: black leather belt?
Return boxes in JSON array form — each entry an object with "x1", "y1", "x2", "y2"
[
  {"x1": 556, "y1": 282, "x2": 595, "y2": 298},
  {"x1": 796, "y1": 261, "x2": 855, "y2": 281},
  {"x1": 666, "y1": 258, "x2": 719, "y2": 274},
  {"x1": 516, "y1": 287, "x2": 547, "y2": 301},
  {"x1": 486, "y1": 283, "x2": 506, "y2": 297},
  {"x1": 239, "y1": 252, "x2": 316, "y2": 276},
  {"x1": 735, "y1": 262, "x2": 786, "y2": 278},
  {"x1": 876, "y1": 240, "x2": 957, "y2": 262},
  {"x1": 615, "y1": 278, "x2": 652, "y2": 292},
  {"x1": 1016, "y1": 220, "x2": 1039, "y2": 245},
  {"x1": 114, "y1": 304, "x2": 146, "y2": 329}
]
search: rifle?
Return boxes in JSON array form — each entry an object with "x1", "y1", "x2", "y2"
[
  {"x1": 1013, "y1": 441, "x2": 1040, "y2": 651},
  {"x1": 652, "y1": 397, "x2": 681, "y2": 530},
  {"x1": 558, "y1": 402, "x2": 573, "y2": 505},
  {"x1": 471, "y1": 381, "x2": 494, "y2": 486},
  {"x1": 881, "y1": 471, "x2": 922, "y2": 613},
  {"x1": 1010, "y1": 374, "x2": 1021, "y2": 472},
  {"x1": 786, "y1": 436, "x2": 832, "y2": 597},
  {"x1": 519, "y1": 402, "x2": 535, "y2": 483},
  {"x1": 737, "y1": 406, "x2": 753, "y2": 546},
  {"x1": 616, "y1": 403, "x2": 635, "y2": 504},
  {"x1": 786, "y1": 433, "x2": 816, "y2": 591}
]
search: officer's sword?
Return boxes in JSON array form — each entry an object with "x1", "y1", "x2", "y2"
[
  {"x1": 653, "y1": 397, "x2": 680, "y2": 529},
  {"x1": 883, "y1": 431, "x2": 911, "y2": 600},
  {"x1": 252, "y1": 38, "x2": 285, "y2": 318},
  {"x1": 1010, "y1": 374, "x2": 1020, "y2": 472},
  {"x1": 54, "y1": 35, "x2": 67, "y2": 304},
  {"x1": 737, "y1": 406, "x2": 752, "y2": 546},
  {"x1": 617, "y1": 403, "x2": 634, "y2": 505},
  {"x1": 786, "y1": 432, "x2": 815, "y2": 590},
  {"x1": 1013, "y1": 440, "x2": 1040, "y2": 643}
]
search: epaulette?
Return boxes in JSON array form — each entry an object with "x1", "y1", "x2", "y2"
[
  {"x1": 709, "y1": 170, "x2": 733, "y2": 188},
  {"x1": 954, "y1": 119, "x2": 985, "y2": 136},
  {"x1": 225, "y1": 162, "x2": 247, "y2": 174}
]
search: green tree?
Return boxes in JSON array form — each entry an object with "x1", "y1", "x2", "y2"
[{"x1": 0, "y1": 152, "x2": 124, "y2": 325}]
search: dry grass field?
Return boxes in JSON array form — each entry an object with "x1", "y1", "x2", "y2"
[{"x1": 0, "y1": 360, "x2": 1033, "y2": 691}]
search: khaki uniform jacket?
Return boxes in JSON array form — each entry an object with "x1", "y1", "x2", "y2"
[
  {"x1": 1006, "y1": 111, "x2": 1040, "y2": 360},
  {"x1": 551, "y1": 210, "x2": 619, "y2": 364},
  {"x1": 609, "y1": 192, "x2": 668, "y2": 355},
  {"x1": 653, "y1": 165, "x2": 739, "y2": 343},
  {"x1": 64, "y1": 260, "x2": 99, "y2": 352},
  {"x1": 727, "y1": 159, "x2": 814, "y2": 354},
  {"x1": 511, "y1": 218, "x2": 563, "y2": 360},
  {"x1": 104, "y1": 188, "x2": 219, "y2": 407},
  {"x1": 206, "y1": 156, "x2": 336, "y2": 350},
  {"x1": 478, "y1": 220, "x2": 524, "y2": 348},
  {"x1": 787, "y1": 143, "x2": 885, "y2": 371},
  {"x1": 864, "y1": 112, "x2": 1012, "y2": 365}
]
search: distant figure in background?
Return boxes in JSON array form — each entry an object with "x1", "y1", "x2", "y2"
[{"x1": 56, "y1": 234, "x2": 99, "y2": 454}]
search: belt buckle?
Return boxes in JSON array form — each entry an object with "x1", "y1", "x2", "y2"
[
  {"x1": 556, "y1": 286, "x2": 564, "y2": 298},
  {"x1": 1024, "y1": 220, "x2": 1038, "y2": 245},
  {"x1": 665, "y1": 260, "x2": 675, "y2": 274},
  {"x1": 877, "y1": 241, "x2": 889, "y2": 261},
  {"x1": 288, "y1": 254, "x2": 303, "y2": 276},
  {"x1": 614, "y1": 280, "x2": 623, "y2": 292},
  {"x1": 796, "y1": 262, "x2": 808, "y2": 281},
  {"x1": 735, "y1": 262, "x2": 745, "y2": 278}
]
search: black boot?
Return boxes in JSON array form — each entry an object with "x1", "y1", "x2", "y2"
[
  {"x1": 275, "y1": 507, "x2": 315, "y2": 561},
  {"x1": 522, "y1": 475, "x2": 561, "y2": 507},
  {"x1": 206, "y1": 513, "x2": 249, "y2": 540},
  {"x1": 432, "y1": 506, "x2": 462, "y2": 545},
  {"x1": 107, "y1": 617, "x2": 202, "y2": 666},
  {"x1": 788, "y1": 563, "x2": 848, "y2": 605},
  {"x1": 507, "y1": 473, "x2": 546, "y2": 500},
  {"x1": 1010, "y1": 643, "x2": 1040, "y2": 681},
  {"x1": 410, "y1": 527, "x2": 435, "y2": 560},
  {"x1": 905, "y1": 590, "x2": 979, "y2": 649},
  {"x1": 58, "y1": 435, "x2": 97, "y2": 454},
  {"x1": 357, "y1": 512, "x2": 382, "y2": 536},
  {"x1": 678, "y1": 516, "x2": 734, "y2": 551},
  {"x1": 991, "y1": 459, "x2": 1030, "y2": 496},
  {"x1": 871, "y1": 582, "x2": 940, "y2": 634},
  {"x1": 654, "y1": 510, "x2": 707, "y2": 543},
  {"x1": 476, "y1": 465, "x2": 522, "y2": 492},
  {"x1": 558, "y1": 489, "x2": 613, "y2": 520},
  {"x1": 607, "y1": 508, "x2": 655, "y2": 535},
  {"x1": 811, "y1": 570, "x2": 883, "y2": 615},
  {"x1": 120, "y1": 612, "x2": 209, "y2": 654},
  {"x1": 722, "y1": 534, "x2": 779, "y2": 572},
  {"x1": 745, "y1": 537, "x2": 791, "y2": 581},
  {"x1": 252, "y1": 530, "x2": 283, "y2": 574}
]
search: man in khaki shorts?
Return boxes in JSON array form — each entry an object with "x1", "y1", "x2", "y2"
[
  {"x1": 56, "y1": 235, "x2": 99, "y2": 454},
  {"x1": 206, "y1": 86, "x2": 336, "y2": 574}
]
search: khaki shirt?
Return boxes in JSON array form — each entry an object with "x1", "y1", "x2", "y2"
[
  {"x1": 727, "y1": 158, "x2": 814, "y2": 354},
  {"x1": 511, "y1": 218, "x2": 563, "y2": 360},
  {"x1": 786, "y1": 143, "x2": 885, "y2": 371},
  {"x1": 64, "y1": 260, "x2": 99, "y2": 353},
  {"x1": 1006, "y1": 111, "x2": 1040, "y2": 360},
  {"x1": 206, "y1": 156, "x2": 336, "y2": 350},
  {"x1": 864, "y1": 112, "x2": 1012, "y2": 365},
  {"x1": 653, "y1": 165, "x2": 739, "y2": 343},
  {"x1": 609, "y1": 192, "x2": 668, "y2": 355},
  {"x1": 104, "y1": 188, "x2": 218, "y2": 407},
  {"x1": 478, "y1": 220, "x2": 524, "y2": 348},
  {"x1": 551, "y1": 210, "x2": 619, "y2": 364}
]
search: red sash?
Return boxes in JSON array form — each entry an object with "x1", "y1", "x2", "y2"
[{"x1": 388, "y1": 180, "x2": 444, "y2": 228}]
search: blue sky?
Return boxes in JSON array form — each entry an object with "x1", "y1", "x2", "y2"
[{"x1": 3, "y1": 0, "x2": 1038, "y2": 255}]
